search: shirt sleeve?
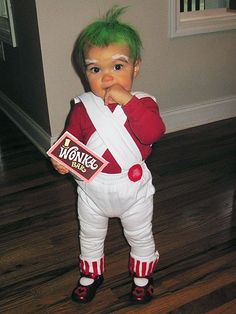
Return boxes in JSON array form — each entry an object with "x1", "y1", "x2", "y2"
[
  {"x1": 123, "y1": 96, "x2": 166, "y2": 145},
  {"x1": 65, "y1": 103, "x2": 84, "y2": 142}
]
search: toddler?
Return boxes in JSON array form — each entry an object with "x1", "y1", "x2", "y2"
[{"x1": 52, "y1": 6, "x2": 165, "y2": 304}]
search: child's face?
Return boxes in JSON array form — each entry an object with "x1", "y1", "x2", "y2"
[{"x1": 84, "y1": 44, "x2": 140, "y2": 100}]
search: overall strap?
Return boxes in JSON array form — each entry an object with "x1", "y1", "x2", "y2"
[{"x1": 77, "y1": 92, "x2": 142, "y2": 170}]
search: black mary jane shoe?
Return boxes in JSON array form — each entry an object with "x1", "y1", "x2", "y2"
[
  {"x1": 130, "y1": 277, "x2": 154, "y2": 304},
  {"x1": 71, "y1": 273, "x2": 104, "y2": 303}
]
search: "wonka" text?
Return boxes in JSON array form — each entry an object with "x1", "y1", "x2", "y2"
[{"x1": 59, "y1": 146, "x2": 99, "y2": 170}]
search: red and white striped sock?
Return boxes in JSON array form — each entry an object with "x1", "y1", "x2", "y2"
[
  {"x1": 129, "y1": 251, "x2": 159, "y2": 278},
  {"x1": 79, "y1": 255, "x2": 105, "y2": 286},
  {"x1": 79, "y1": 255, "x2": 105, "y2": 276}
]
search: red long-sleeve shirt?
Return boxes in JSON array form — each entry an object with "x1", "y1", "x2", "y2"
[{"x1": 66, "y1": 95, "x2": 165, "y2": 173}]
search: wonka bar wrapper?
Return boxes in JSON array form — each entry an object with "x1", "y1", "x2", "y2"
[{"x1": 47, "y1": 131, "x2": 108, "y2": 182}]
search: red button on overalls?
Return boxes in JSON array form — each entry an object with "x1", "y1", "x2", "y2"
[{"x1": 128, "y1": 164, "x2": 143, "y2": 182}]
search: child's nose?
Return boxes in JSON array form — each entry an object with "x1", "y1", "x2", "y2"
[{"x1": 102, "y1": 74, "x2": 114, "y2": 84}]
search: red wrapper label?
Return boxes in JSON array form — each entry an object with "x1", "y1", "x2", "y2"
[{"x1": 47, "y1": 131, "x2": 109, "y2": 182}]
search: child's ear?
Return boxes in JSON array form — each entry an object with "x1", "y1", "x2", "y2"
[{"x1": 134, "y1": 59, "x2": 141, "y2": 77}]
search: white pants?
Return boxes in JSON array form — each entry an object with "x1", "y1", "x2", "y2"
[{"x1": 75, "y1": 162, "x2": 159, "y2": 276}]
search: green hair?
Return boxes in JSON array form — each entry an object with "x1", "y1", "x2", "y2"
[{"x1": 74, "y1": 6, "x2": 142, "y2": 71}]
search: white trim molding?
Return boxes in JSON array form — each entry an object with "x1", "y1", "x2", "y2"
[
  {"x1": 169, "y1": 0, "x2": 236, "y2": 38},
  {"x1": 161, "y1": 96, "x2": 236, "y2": 133},
  {"x1": 0, "y1": 90, "x2": 51, "y2": 154}
]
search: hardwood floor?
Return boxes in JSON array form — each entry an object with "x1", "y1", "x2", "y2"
[{"x1": 0, "y1": 109, "x2": 235, "y2": 314}]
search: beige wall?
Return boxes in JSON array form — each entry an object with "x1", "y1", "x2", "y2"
[
  {"x1": 0, "y1": 0, "x2": 235, "y2": 153},
  {"x1": 36, "y1": 0, "x2": 236, "y2": 139}
]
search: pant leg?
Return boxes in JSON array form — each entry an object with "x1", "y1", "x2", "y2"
[
  {"x1": 120, "y1": 194, "x2": 159, "y2": 277},
  {"x1": 77, "y1": 186, "x2": 108, "y2": 274}
]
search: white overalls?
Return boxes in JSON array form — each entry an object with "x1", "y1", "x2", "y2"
[{"x1": 74, "y1": 92, "x2": 159, "y2": 277}]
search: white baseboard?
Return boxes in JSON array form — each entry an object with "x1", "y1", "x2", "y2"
[
  {"x1": 0, "y1": 91, "x2": 51, "y2": 155},
  {"x1": 161, "y1": 96, "x2": 236, "y2": 133},
  {"x1": 0, "y1": 91, "x2": 236, "y2": 154}
]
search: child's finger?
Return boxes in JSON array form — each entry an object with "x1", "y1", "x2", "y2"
[
  {"x1": 51, "y1": 159, "x2": 69, "y2": 174},
  {"x1": 56, "y1": 166, "x2": 69, "y2": 175},
  {"x1": 104, "y1": 88, "x2": 114, "y2": 105}
]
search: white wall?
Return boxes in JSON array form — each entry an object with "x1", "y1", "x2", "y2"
[{"x1": 36, "y1": 0, "x2": 236, "y2": 141}]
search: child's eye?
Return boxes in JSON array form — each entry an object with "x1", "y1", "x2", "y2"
[
  {"x1": 89, "y1": 67, "x2": 100, "y2": 73},
  {"x1": 114, "y1": 64, "x2": 123, "y2": 71}
]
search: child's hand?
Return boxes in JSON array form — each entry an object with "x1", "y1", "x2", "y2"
[
  {"x1": 104, "y1": 84, "x2": 132, "y2": 106},
  {"x1": 51, "y1": 158, "x2": 69, "y2": 175}
]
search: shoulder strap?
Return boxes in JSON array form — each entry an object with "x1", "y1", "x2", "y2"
[{"x1": 77, "y1": 92, "x2": 142, "y2": 170}]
